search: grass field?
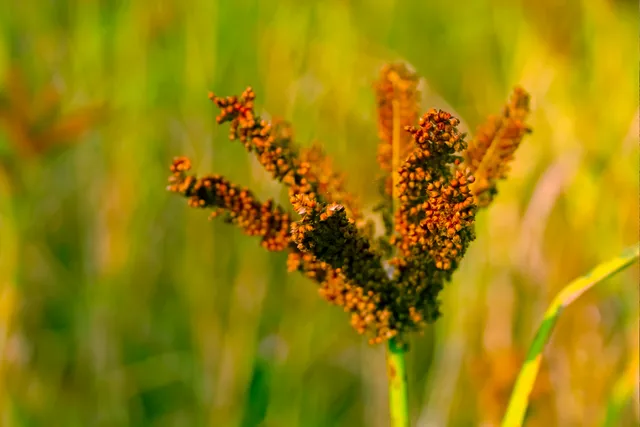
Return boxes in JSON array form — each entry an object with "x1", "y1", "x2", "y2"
[{"x1": 0, "y1": 1, "x2": 637, "y2": 426}]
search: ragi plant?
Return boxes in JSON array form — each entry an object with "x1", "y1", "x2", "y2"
[{"x1": 166, "y1": 63, "x2": 638, "y2": 426}]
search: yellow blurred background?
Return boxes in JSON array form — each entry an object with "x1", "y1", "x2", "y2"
[{"x1": 0, "y1": 0, "x2": 637, "y2": 426}]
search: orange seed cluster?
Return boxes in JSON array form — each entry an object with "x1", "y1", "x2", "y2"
[
  {"x1": 209, "y1": 88, "x2": 318, "y2": 199},
  {"x1": 372, "y1": 63, "x2": 422, "y2": 240},
  {"x1": 289, "y1": 193, "x2": 402, "y2": 342},
  {"x1": 286, "y1": 251, "x2": 395, "y2": 343},
  {"x1": 373, "y1": 109, "x2": 479, "y2": 327},
  {"x1": 168, "y1": 157, "x2": 291, "y2": 251},
  {"x1": 290, "y1": 195, "x2": 388, "y2": 286},
  {"x1": 299, "y1": 142, "x2": 363, "y2": 224},
  {"x1": 464, "y1": 87, "x2": 531, "y2": 207},
  {"x1": 375, "y1": 63, "x2": 421, "y2": 178},
  {"x1": 395, "y1": 109, "x2": 476, "y2": 274}
]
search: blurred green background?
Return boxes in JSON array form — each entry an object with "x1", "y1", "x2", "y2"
[{"x1": 0, "y1": 0, "x2": 637, "y2": 426}]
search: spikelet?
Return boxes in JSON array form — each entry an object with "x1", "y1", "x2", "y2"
[
  {"x1": 286, "y1": 246, "x2": 395, "y2": 343},
  {"x1": 464, "y1": 87, "x2": 531, "y2": 207},
  {"x1": 375, "y1": 63, "x2": 421, "y2": 178},
  {"x1": 298, "y1": 142, "x2": 363, "y2": 224},
  {"x1": 387, "y1": 109, "x2": 477, "y2": 327},
  {"x1": 395, "y1": 109, "x2": 476, "y2": 274},
  {"x1": 373, "y1": 63, "x2": 422, "y2": 238},
  {"x1": 168, "y1": 157, "x2": 292, "y2": 251},
  {"x1": 208, "y1": 88, "x2": 318, "y2": 199}
]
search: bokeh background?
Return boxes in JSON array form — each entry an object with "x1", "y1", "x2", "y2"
[{"x1": 0, "y1": 0, "x2": 638, "y2": 426}]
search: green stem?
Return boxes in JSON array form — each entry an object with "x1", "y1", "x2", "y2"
[{"x1": 386, "y1": 337, "x2": 409, "y2": 427}]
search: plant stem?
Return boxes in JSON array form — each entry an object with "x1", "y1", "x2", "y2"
[{"x1": 386, "y1": 337, "x2": 409, "y2": 427}]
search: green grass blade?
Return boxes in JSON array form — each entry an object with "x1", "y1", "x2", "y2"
[{"x1": 501, "y1": 243, "x2": 640, "y2": 427}]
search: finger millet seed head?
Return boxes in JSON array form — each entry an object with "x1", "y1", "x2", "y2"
[{"x1": 168, "y1": 75, "x2": 531, "y2": 344}]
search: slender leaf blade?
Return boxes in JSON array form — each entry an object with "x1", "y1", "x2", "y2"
[{"x1": 501, "y1": 243, "x2": 640, "y2": 427}]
